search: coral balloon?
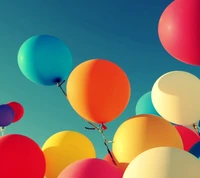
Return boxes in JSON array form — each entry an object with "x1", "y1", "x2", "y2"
[
  {"x1": 0, "y1": 104, "x2": 14, "y2": 127},
  {"x1": 18, "y1": 35, "x2": 73, "y2": 86},
  {"x1": 104, "y1": 152, "x2": 127, "y2": 171},
  {"x1": 7, "y1": 102, "x2": 24, "y2": 123},
  {"x1": 123, "y1": 147, "x2": 200, "y2": 178},
  {"x1": 135, "y1": 91, "x2": 160, "y2": 116},
  {"x1": 42, "y1": 131, "x2": 96, "y2": 178},
  {"x1": 189, "y1": 142, "x2": 200, "y2": 159},
  {"x1": 152, "y1": 71, "x2": 200, "y2": 125},
  {"x1": 0, "y1": 134, "x2": 46, "y2": 178},
  {"x1": 175, "y1": 125, "x2": 200, "y2": 151},
  {"x1": 58, "y1": 158, "x2": 124, "y2": 178},
  {"x1": 112, "y1": 114, "x2": 183, "y2": 167},
  {"x1": 104, "y1": 152, "x2": 116, "y2": 165},
  {"x1": 66, "y1": 59, "x2": 131, "y2": 124},
  {"x1": 158, "y1": 0, "x2": 200, "y2": 65}
]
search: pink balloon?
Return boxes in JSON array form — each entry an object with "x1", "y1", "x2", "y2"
[
  {"x1": 58, "y1": 158, "x2": 123, "y2": 178},
  {"x1": 175, "y1": 125, "x2": 200, "y2": 151}
]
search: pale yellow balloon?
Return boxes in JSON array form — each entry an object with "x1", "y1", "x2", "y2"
[
  {"x1": 152, "y1": 71, "x2": 200, "y2": 125},
  {"x1": 112, "y1": 114, "x2": 183, "y2": 169},
  {"x1": 42, "y1": 131, "x2": 96, "y2": 178},
  {"x1": 123, "y1": 147, "x2": 200, "y2": 178}
]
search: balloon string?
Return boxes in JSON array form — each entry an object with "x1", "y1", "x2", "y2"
[
  {"x1": 0, "y1": 127, "x2": 4, "y2": 136},
  {"x1": 85, "y1": 122, "x2": 117, "y2": 166},
  {"x1": 57, "y1": 81, "x2": 117, "y2": 166},
  {"x1": 56, "y1": 80, "x2": 67, "y2": 97}
]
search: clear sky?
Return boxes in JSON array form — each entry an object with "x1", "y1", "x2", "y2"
[{"x1": 1, "y1": 0, "x2": 200, "y2": 158}]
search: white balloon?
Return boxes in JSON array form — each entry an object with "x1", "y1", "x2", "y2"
[
  {"x1": 152, "y1": 71, "x2": 200, "y2": 125},
  {"x1": 123, "y1": 147, "x2": 200, "y2": 178}
]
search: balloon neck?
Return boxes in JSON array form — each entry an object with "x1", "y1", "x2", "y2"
[
  {"x1": 193, "y1": 124, "x2": 200, "y2": 135},
  {"x1": 101, "y1": 123, "x2": 107, "y2": 130},
  {"x1": 56, "y1": 79, "x2": 65, "y2": 87}
]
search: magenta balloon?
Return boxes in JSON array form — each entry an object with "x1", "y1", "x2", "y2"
[{"x1": 58, "y1": 158, "x2": 124, "y2": 178}]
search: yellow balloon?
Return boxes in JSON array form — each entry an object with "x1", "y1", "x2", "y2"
[
  {"x1": 123, "y1": 147, "x2": 200, "y2": 178},
  {"x1": 152, "y1": 71, "x2": 200, "y2": 125},
  {"x1": 112, "y1": 114, "x2": 183, "y2": 168},
  {"x1": 42, "y1": 131, "x2": 96, "y2": 178}
]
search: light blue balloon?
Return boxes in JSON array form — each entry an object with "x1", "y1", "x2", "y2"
[
  {"x1": 135, "y1": 91, "x2": 160, "y2": 116},
  {"x1": 18, "y1": 35, "x2": 73, "y2": 86}
]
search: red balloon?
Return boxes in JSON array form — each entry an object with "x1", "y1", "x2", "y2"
[
  {"x1": 158, "y1": 0, "x2": 200, "y2": 65},
  {"x1": 0, "y1": 134, "x2": 46, "y2": 178},
  {"x1": 175, "y1": 125, "x2": 200, "y2": 151},
  {"x1": 7, "y1": 102, "x2": 24, "y2": 122}
]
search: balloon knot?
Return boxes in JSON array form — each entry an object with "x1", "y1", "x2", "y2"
[{"x1": 101, "y1": 123, "x2": 107, "y2": 130}]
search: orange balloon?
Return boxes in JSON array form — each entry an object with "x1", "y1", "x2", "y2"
[{"x1": 66, "y1": 59, "x2": 131, "y2": 124}]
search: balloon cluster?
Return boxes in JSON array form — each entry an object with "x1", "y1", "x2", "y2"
[
  {"x1": 0, "y1": 101, "x2": 24, "y2": 135},
  {"x1": 0, "y1": 1, "x2": 200, "y2": 176}
]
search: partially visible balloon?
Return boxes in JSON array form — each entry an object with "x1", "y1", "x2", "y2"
[
  {"x1": 135, "y1": 91, "x2": 160, "y2": 116},
  {"x1": 123, "y1": 147, "x2": 200, "y2": 178},
  {"x1": 104, "y1": 152, "x2": 116, "y2": 165},
  {"x1": 18, "y1": 35, "x2": 73, "y2": 86},
  {"x1": 189, "y1": 142, "x2": 200, "y2": 159},
  {"x1": 7, "y1": 102, "x2": 24, "y2": 123},
  {"x1": 158, "y1": 0, "x2": 200, "y2": 65},
  {"x1": 104, "y1": 152, "x2": 127, "y2": 171},
  {"x1": 42, "y1": 131, "x2": 96, "y2": 178},
  {"x1": 0, "y1": 134, "x2": 46, "y2": 178},
  {"x1": 58, "y1": 158, "x2": 124, "y2": 178},
  {"x1": 198, "y1": 121, "x2": 200, "y2": 133},
  {"x1": 112, "y1": 114, "x2": 183, "y2": 168},
  {"x1": 66, "y1": 59, "x2": 131, "y2": 124},
  {"x1": 152, "y1": 71, "x2": 200, "y2": 125},
  {"x1": 175, "y1": 125, "x2": 200, "y2": 151},
  {"x1": 0, "y1": 104, "x2": 14, "y2": 127}
]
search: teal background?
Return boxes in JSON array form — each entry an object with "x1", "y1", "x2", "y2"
[{"x1": 1, "y1": 0, "x2": 200, "y2": 158}]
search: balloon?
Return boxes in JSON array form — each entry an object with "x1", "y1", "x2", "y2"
[
  {"x1": 135, "y1": 91, "x2": 160, "y2": 116},
  {"x1": 151, "y1": 71, "x2": 200, "y2": 125},
  {"x1": 104, "y1": 152, "x2": 117, "y2": 165},
  {"x1": 0, "y1": 104, "x2": 14, "y2": 127},
  {"x1": 7, "y1": 101, "x2": 24, "y2": 123},
  {"x1": 104, "y1": 152, "x2": 127, "y2": 171},
  {"x1": 42, "y1": 131, "x2": 96, "y2": 178},
  {"x1": 123, "y1": 147, "x2": 200, "y2": 178},
  {"x1": 58, "y1": 158, "x2": 124, "y2": 178},
  {"x1": 198, "y1": 121, "x2": 200, "y2": 132},
  {"x1": 189, "y1": 141, "x2": 200, "y2": 159},
  {"x1": 158, "y1": 0, "x2": 200, "y2": 65},
  {"x1": 66, "y1": 59, "x2": 131, "y2": 124},
  {"x1": 0, "y1": 134, "x2": 46, "y2": 178},
  {"x1": 112, "y1": 114, "x2": 183, "y2": 167},
  {"x1": 175, "y1": 125, "x2": 200, "y2": 151},
  {"x1": 18, "y1": 35, "x2": 73, "y2": 86}
]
